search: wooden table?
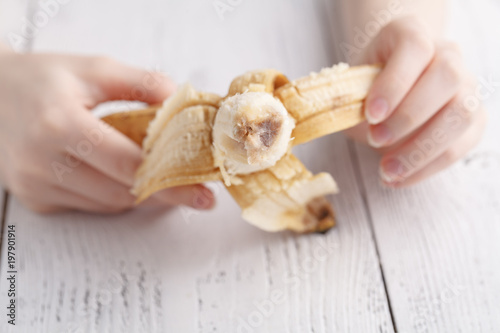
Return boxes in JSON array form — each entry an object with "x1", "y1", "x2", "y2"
[{"x1": 1, "y1": 0, "x2": 499, "y2": 332}]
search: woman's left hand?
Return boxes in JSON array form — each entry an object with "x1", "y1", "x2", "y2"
[{"x1": 346, "y1": 16, "x2": 488, "y2": 187}]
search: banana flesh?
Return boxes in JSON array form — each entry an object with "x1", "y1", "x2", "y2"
[
  {"x1": 130, "y1": 83, "x2": 223, "y2": 202},
  {"x1": 143, "y1": 83, "x2": 221, "y2": 153},
  {"x1": 133, "y1": 104, "x2": 222, "y2": 202},
  {"x1": 101, "y1": 63, "x2": 381, "y2": 233},
  {"x1": 212, "y1": 92, "x2": 295, "y2": 185}
]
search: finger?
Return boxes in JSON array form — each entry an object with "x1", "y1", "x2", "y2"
[
  {"x1": 364, "y1": 18, "x2": 435, "y2": 124},
  {"x1": 379, "y1": 88, "x2": 483, "y2": 184},
  {"x1": 50, "y1": 160, "x2": 136, "y2": 210},
  {"x1": 382, "y1": 107, "x2": 487, "y2": 187},
  {"x1": 20, "y1": 184, "x2": 129, "y2": 214},
  {"x1": 64, "y1": 108, "x2": 143, "y2": 187},
  {"x1": 144, "y1": 184, "x2": 216, "y2": 210},
  {"x1": 368, "y1": 42, "x2": 464, "y2": 147},
  {"x1": 60, "y1": 111, "x2": 216, "y2": 209},
  {"x1": 55, "y1": 158, "x2": 216, "y2": 210},
  {"x1": 72, "y1": 56, "x2": 176, "y2": 106}
]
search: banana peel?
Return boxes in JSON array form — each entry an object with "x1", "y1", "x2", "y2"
[{"x1": 101, "y1": 63, "x2": 381, "y2": 233}]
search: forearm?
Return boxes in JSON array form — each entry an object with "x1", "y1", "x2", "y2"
[{"x1": 339, "y1": 0, "x2": 446, "y2": 60}]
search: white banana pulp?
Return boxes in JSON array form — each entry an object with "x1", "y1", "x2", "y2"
[{"x1": 212, "y1": 92, "x2": 295, "y2": 185}]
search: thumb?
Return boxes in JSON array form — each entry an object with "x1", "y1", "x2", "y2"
[{"x1": 74, "y1": 56, "x2": 176, "y2": 106}]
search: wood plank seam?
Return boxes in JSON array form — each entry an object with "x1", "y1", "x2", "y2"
[{"x1": 347, "y1": 140, "x2": 398, "y2": 332}]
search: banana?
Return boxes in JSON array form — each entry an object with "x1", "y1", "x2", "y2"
[
  {"x1": 132, "y1": 105, "x2": 222, "y2": 203},
  {"x1": 227, "y1": 68, "x2": 289, "y2": 95},
  {"x1": 143, "y1": 83, "x2": 221, "y2": 153},
  {"x1": 212, "y1": 92, "x2": 295, "y2": 185},
  {"x1": 101, "y1": 105, "x2": 158, "y2": 146},
  {"x1": 275, "y1": 63, "x2": 381, "y2": 145},
  {"x1": 101, "y1": 63, "x2": 381, "y2": 233},
  {"x1": 131, "y1": 83, "x2": 223, "y2": 202},
  {"x1": 226, "y1": 153, "x2": 338, "y2": 233}
]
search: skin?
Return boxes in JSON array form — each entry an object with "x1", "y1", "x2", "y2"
[
  {"x1": 0, "y1": 50, "x2": 215, "y2": 213},
  {"x1": 340, "y1": 0, "x2": 487, "y2": 187}
]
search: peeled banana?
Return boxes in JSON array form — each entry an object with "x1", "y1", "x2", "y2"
[
  {"x1": 213, "y1": 91, "x2": 296, "y2": 185},
  {"x1": 102, "y1": 63, "x2": 381, "y2": 233},
  {"x1": 133, "y1": 84, "x2": 222, "y2": 202}
]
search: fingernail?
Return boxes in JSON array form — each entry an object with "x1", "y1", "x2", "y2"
[
  {"x1": 379, "y1": 158, "x2": 406, "y2": 184},
  {"x1": 367, "y1": 124, "x2": 393, "y2": 148},
  {"x1": 366, "y1": 98, "x2": 389, "y2": 124},
  {"x1": 192, "y1": 188, "x2": 215, "y2": 210}
]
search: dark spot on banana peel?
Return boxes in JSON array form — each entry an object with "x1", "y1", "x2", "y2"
[{"x1": 306, "y1": 197, "x2": 336, "y2": 234}]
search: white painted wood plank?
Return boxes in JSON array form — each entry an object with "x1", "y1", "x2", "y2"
[
  {"x1": 0, "y1": 0, "x2": 394, "y2": 332},
  {"x1": 355, "y1": 0, "x2": 500, "y2": 332},
  {"x1": 0, "y1": 140, "x2": 394, "y2": 333}
]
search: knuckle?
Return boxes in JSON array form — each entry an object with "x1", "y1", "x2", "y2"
[
  {"x1": 397, "y1": 108, "x2": 419, "y2": 129},
  {"x1": 88, "y1": 56, "x2": 114, "y2": 72},
  {"x1": 434, "y1": 53, "x2": 463, "y2": 87},
  {"x1": 443, "y1": 147, "x2": 464, "y2": 164},
  {"x1": 405, "y1": 30, "x2": 435, "y2": 58},
  {"x1": 383, "y1": 72, "x2": 407, "y2": 98},
  {"x1": 38, "y1": 110, "x2": 71, "y2": 137},
  {"x1": 386, "y1": 71, "x2": 407, "y2": 88},
  {"x1": 457, "y1": 99, "x2": 476, "y2": 126},
  {"x1": 389, "y1": 17, "x2": 435, "y2": 56},
  {"x1": 447, "y1": 104, "x2": 473, "y2": 129},
  {"x1": 385, "y1": 16, "x2": 424, "y2": 34}
]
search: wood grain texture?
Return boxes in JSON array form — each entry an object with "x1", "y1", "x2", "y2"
[
  {"x1": 0, "y1": 0, "x2": 394, "y2": 332},
  {"x1": 354, "y1": 0, "x2": 500, "y2": 332}
]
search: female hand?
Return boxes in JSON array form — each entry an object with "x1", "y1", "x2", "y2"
[
  {"x1": 0, "y1": 52, "x2": 215, "y2": 213},
  {"x1": 347, "y1": 17, "x2": 487, "y2": 187}
]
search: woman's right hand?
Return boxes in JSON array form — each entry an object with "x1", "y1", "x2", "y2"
[{"x1": 0, "y1": 52, "x2": 215, "y2": 213}]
